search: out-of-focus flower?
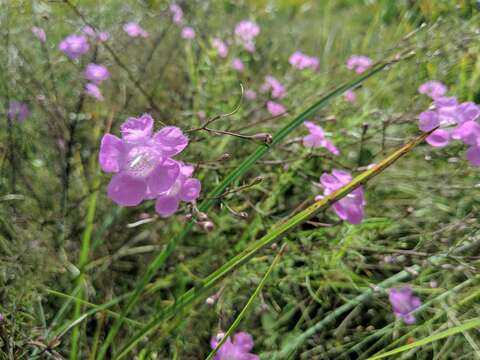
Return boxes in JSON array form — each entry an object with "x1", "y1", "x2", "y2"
[
  {"x1": 31, "y1": 26, "x2": 46, "y2": 42},
  {"x1": 85, "y1": 83, "x2": 104, "y2": 101},
  {"x1": 388, "y1": 287, "x2": 422, "y2": 324},
  {"x1": 344, "y1": 90, "x2": 356, "y2": 104},
  {"x1": 346, "y1": 55, "x2": 373, "y2": 74},
  {"x1": 418, "y1": 80, "x2": 447, "y2": 99},
  {"x1": 83, "y1": 26, "x2": 110, "y2": 42},
  {"x1": 261, "y1": 76, "x2": 286, "y2": 99},
  {"x1": 289, "y1": 51, "x2": 319, "y2": 71},
  {"x1": 99, "y1": 114, "x2": 200, "y2": 216},
  {"x1": 318, "y1": 169, "x2": 365, "y2": 224},
  {"x1": 210, "y1": 331, "x2": 259, "y2": 360},
  {"x1": 231, "y1": 58, "x2": 244, "y2": 72},
  {"x1": 302, "y1": 121, "x2": 339, "y2": 155},
  {"x1": 58, "y1": 35, "x2": 89, "y2": 59},
  {"x1": 212, "y1": 38, "x2": 228, "y2": 58},
  {"x1": 181, "y1": 26, "x2": 195, "y2": 40},
  {"x1": 84, "y1": 63, "x2": 109, "y2": 84},
  {"x1": 82, "y1": 25, "x2": 96, "y2": 37},
  {"x1": 170, "y1": 3, "x2": 183, "y2": 24},
  {"x1": 235, "y1": 20, "x2": 260, "y2": 53},
  {"x1": 266, "y1": 101, "x2": 286, "y2": 116},
  {"x1": 244, "y1": 89, "x2": 257, "y2": 100},
  {"x1": 123, "y1": 22, "x2": 149, "y2": 38},
  {"x1": 8, "y1": 101, "x2": 30, "y2": 122}
]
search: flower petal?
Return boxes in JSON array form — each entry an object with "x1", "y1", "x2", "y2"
[
  {"x1": 99, "y1": 134, "x2": 124, "y2": 173},
  {"x1": 155, "y1": 194, "x2": 180, "y2": 217},
  {"x1": 153, "y1": 126, "x2": 189, "y2": 156},
  {"x1": 467, "y1": 146, "x2": 480, "y2": 167},
  {"x1": 179, "y1": 178, "x2": 201, "y2": 202},
  {"x1": 121, "y1": 113, "x2": 154, "y2": 141},
  {"x1": 426, "y1": 129, "x2": 450, "y2": 148},
  {"x1": 107, "y1": 173, "x2": 146, "y2": 206},
  {"x1": 147, "y1": 159, "x2": 180, "y2": 195},
  {"x1": 418, "y1": 111, "x2": 439, "y2": 132},
  {"x1": 233, "y1": 332, "x2": 254, "y2": 352}
]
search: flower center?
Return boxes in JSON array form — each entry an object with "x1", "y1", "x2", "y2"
[{"x1": 125, "y1": 146, "x2": 161, "y2": 178}]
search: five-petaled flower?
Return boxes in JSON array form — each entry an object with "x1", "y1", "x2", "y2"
[
  {"x1": 266, "y1": 101, "x2": 286, "y2": 116},
  {"x1": 235, "y1": 20, "x2": 260, "y2": 52},
  {"x1": 123, "y1": 22, "x2": 149, "y2": 38},
  {"x1": 181, "y1": 26, "x2": 196, "y2": 40},
  {"x1": 388, "y1": 287, "x2": 422, "y2": 324},
  {"x1": 99, "y1": 114, "x2": 201, "y2": 217},
  {"x1": 261, "y1": 76, "x2": 286, "y2": 99},
  {"x1": 210, "y1": 331, "x2": 259, "y2": 360},
  {"x1": 58, "y1": 35, "x2": 89, "y2": 59},
  {"x1": 289, "y1": 51, "x2": 319, "y2": 71},
  {"x1": 303, "y1": 121, "x2": 339, "y2": 155},
  {"x1": 318, "y1": 169, "x2": 365, "y2": 224},
  {"x1": 212, "y1": 38, "x2": 229, "y2": 58},
  {"x1": 346, "y1": 55, "x2": 373, "y2": 74},
  {"x1": 84, "y1": 63, "x2": 109, "y2": 84}
]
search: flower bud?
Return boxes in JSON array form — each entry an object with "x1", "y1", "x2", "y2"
[
  {"x1": 199, "y1": 221, "x2": 215, "y2": 232},
  {"x1": 252, "y1": 132, "x2": 273, "y2": 144}
]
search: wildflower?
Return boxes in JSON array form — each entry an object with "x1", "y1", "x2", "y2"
[
  {"x1": 83, "y1": 26, "x2": 110, "y2": 42},
  {"x1": 170, "y1": 3, "x2": 183, "y2": 24},
  {"x1": 244, "y1": 89, "x2": 257, "y2": 100},
  {"x1": 58, "y1": 35, "x2": 89, "y2": 59},
  {"x1": 388, "y1": 287, "x2": 422, "y2": 324},
  {"x1": 266, "y1": 101, "x2": 286, "y2": 116},
  {"x1": 234, "y1": 20, "x2": 260, "y2": 52},
  {"x1": 123, "y1": 22, "x2": 149, "y2": 38},
  {"x1": 344, "y1": 90, "x2": 356, "y2": 104},
  {"x1": 418, "y1": 80, "x2": 447, "y2": 99},
  {"x1": 181, "y1": 26, "x2": 195, "y2": 40},
  {"x1": 85, "y1": 83, "x2": 104, "y2": 101},
  {"x1": 82, "y1": 26, "x2": 96, "y2": 37},
  {"x1": 99, "y1": 114, "x2": 200, "y2": 216},
  {"x1": 319, "y1": 169, "x2": 365, "y2": 224},
  {"x1": 231, "y1": 58, "x2": 244, "y2": 72},
  {"x1": 7, "y1": 101, "x2": 30, "y2": 122},
  {"x1": 210, "y1": 331, "x2": 259, "y2": 360},
  {"x1": 346, "y1": 55, "x2": 373, "y2": 74},
  {"x1": 288, "y1": 51, "x2": 319, "y2": 71},
  {"x1": 31, "y1": 26, "x2": 46, "y2": 42},
  {"x1": 261, "y1": 76, "x2": 286, "y2": 99},
  {"x1": 302, "y1": 121, "x2": 339, "y2": 155},
  {"x1": 97, "y1": 31, "x2": 110, "y2": 42},
  {"x1": 212, "y1": 38, "x2": 228, "y2": 58},
  {"x1": 84, "y1": 63, "x2": 109, "y2": 84}
]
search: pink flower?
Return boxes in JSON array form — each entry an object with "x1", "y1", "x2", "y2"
[
  {"x1": 8, "y1": 101, "x2": 30, "y2": 122},
  {"x1": 84, "y1": 63, "x2": 109, "y2": 84},
  {"x1": 261, "y1": 76, "x2": 286, "y2": 99},
  {"x1": 85, "y1": 83, "x2": 104, "y2": 101},
  {"x1": 123, "y1": 22, "x2": 149, "y2": 38},
  {"x1": 31, "y1": 26, "x2": 46, "y2": 42},
  {"x1": 210, "y1": 332, "x2": 259, "y2": 360},
  {"x1": 181, "y1": 26, "x2": 195, "y2": 40},
  {"x1": 303, "y1": 121, "x2": 339, "y2": 155},
  {"x1": 244, "y1": 89, "x2": 257, "y2": 100},
  {"x1": 346, "y1": 55, "x2": 373, "y2": 74},
  {"x1": 418, "y1": 80, "x2": 447, "y2": 99},
  {"x1": 82, "y1": 26, "x2": 96, "y2": 37},
  {"x1": 388, "y1": 287, "x2": 421, "y2": 324},
  {"x1": 235, "y1": 20, "x2": 260, "y2": 53},
  {"x1": 83, "y1": 26, "x2": 110, "y2": 42},
  {"x1": 289, "y1": 51, "x2": 319, "y2": 71},
  {"x1": 99, "y1": 114, "x2": 200, "y2": 216},
  {"x1": 231, "y1": 58, "x2": 244, "y2": 72},
  {"x1": 58, "y1": 35, "x2": 89, "y2": 59},
  {"x1": 170, "y1": 4, "x2": 183, "y2": 24},
  {"x1": 266, "y1": 101, "x2": 286, "y2": 116},
  {"x1": 344, "y1": 90, "x2": 356, "y2": 104},
  {"x1": 212, "y1": 38, "x2": 228, "y2": 58},
  {"x1": 319, "y1": 169, "x2": 365, "y2": 224}
]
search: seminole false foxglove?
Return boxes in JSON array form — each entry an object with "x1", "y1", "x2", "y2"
[
  {"x1": 388, "y1": 287, "x2": 422, "y2": 324},
  {"x1": 210, "y1": 331, "x2": 259, "y2": 360},
  {"x1": 99, "y1": 114, "x2": 201, "y2": 217}
]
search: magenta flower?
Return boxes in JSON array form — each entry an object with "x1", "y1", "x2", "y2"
[
  {"x1": 232, "y1": 58, "x2": 244, "y2": 72},
  {"x1": 244, "y1": 89, "x2": 257, "y2": 100},
  {"x1": 31, "y1": 26, "x2": 46, "y2": 42},
  {"x1": 235, "y1": 20, "x2": 260, "y2": 53},
  {"x1": 212, "y1": 38, "x2": 229, "y2": 58},
  {"x1": 346, "y1": 55, "x2": 373, "y2": 74},
  {"x1": 58, "y1": 35, "x2": 89, "y2": 59},
  {"x1": 303, "y1": 121, "x2": 339, "y2": 155},
  {"x1": 97, "y1": 31, "x2": 110, "y2": 42},
  {"x1": 85, "y1": 83, "x2": 104, "y2": 101},
  {"x1": 99, "y1": 114, "x2": 200, "y2": 216},
  {"x1": 289, "y1": 51, "x2": 319, "y2": 71},
  {"x1": 418, "y1": 80, "x2": 447, "y2": 99},
  {"x1": 8, "y1": 101, "x2": 30, "y2": 123},
  {"x1": 84, "y1": 63, "x2": 109, "y2": 84},
  {"x1": 318, "y1": 169, "x2": 365, "y2": 224},
  {"x1": 181, "y1": 26, "x2": 195, "y2": 40},
  {"x1": 266, "y1": 101, "x2": 286, "y2": 116},
  {"x1": 388, "y1": 287, "x2": 422, "y2": 324},
  {"x1": 261, "y1": 76, "x2": 286, "y2": 99},
  {"x1": 123, "y1": 22, "x2": 149, "y2": 38},
  {"x1": 83, "y1": 26, "x2": 110, "y2": 42},
  {"x1": 170, "y1": 3, "x2": 183, "y2": 24},
  {"x1": 344, "y1": 90, "x2": 356, "y2": 104},
  {"x1": 210, "y1": 332, "x2": 259, "y2": 360},
  {"x1": 82, "y1": 26, "x2": 96, "y2": 37}
]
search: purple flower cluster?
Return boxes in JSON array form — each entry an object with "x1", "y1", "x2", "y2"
[
  {"x1": 417, "y1": 80, "x2": 480, "y2": 166},
  {"x1": 303, "y1": 121, "x2": 339, "y2": 155},
  {"x1": 388, "y1": 287, "x2": 422, "y2": 324},
  {"x1": 170, "y1": 4, "x2": 183, "y2": 24},
  {"x1": 317, "y1": 169, "x2": 365, "y2": 224},
  {"x1": 84, "y1": 63, "x2": 109, "y2": 101},
  {"x1": 99, "y1": 114, "x2": 201, "y2": 217},
  {"x1": 181, "y1": 26, "x2": 196, "y2": 40},
  {"x1": 123, "y1": 22, "x2": 149, "y2": 38},
  {"x1": 261, "y1": 76, "x2": 286, "y2": 99},
  {"x1": 8, "y1": 101, "x2": 30, "y2": 123},
  {"x1": 212, "y1": 38, "x2": 229, "y2": 58},
  {"x1": 231, "y1": 58, "x2": 244, "y2": 72},
  {"x1": 234, "y1": 20, "x2": 260, "y2": 53},
  {"x1": 289, "y1": 51, "x2": 319, "y2": 71},
  {"x1": 210, "y1": 332, "x2": 259, "y2": 360},
  {"x1": 58, "y1": 35, "x2": 90, "y2": 59},
  {"x1": 346, "y1": 55, "x2": 373, "y2": 74},
  {"x1": 82, "y1": 26, "x2": 109, "y2": 42}
]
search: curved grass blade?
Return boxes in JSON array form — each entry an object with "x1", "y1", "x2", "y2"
[
  {"x1": 96, "y1": 56, "x2": 398, "y2": 359},
  {"x1": 112, "y1": 129, "x2": 431, "y2": 359}
]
